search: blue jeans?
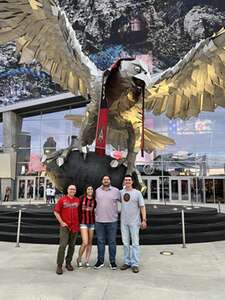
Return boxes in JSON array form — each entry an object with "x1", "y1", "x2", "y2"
[
  {"x1": 121, "y1": 223, "x2": 140, "y2": 267},
  {"x1": 95, "y1": 222, "x2": 117, "y2": 263}
]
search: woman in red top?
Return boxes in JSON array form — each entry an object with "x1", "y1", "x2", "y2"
[{"x1": 77, "y1": 185, "x2": 96, "y2": 268}]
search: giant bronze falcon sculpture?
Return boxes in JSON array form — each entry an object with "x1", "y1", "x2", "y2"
[{"x1": 1, "y1": 0, "x2": 225, "y2": 193}]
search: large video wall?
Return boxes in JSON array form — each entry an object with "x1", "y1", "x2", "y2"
[{"x1": 0, "y1": 0, "x2": 225, "y2": 106}]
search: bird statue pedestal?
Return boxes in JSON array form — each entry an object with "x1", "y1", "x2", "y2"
[{"x1": 44, "y1": 149, "x2": 140, "y2": 196}]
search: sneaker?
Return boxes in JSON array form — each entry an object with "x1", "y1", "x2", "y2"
[
  {"x1": 56, "y1": 265, "x2": 63, "y2": 275},
  {"x1": 109, "y1": 262, "x2": 117, "y2": 270},
  {"x1": 120, "y1": 264, "x2": 131, "y2": 271},
  {"x1": 94, "y1": 260, "x2": 104, "y2": 269},
  {"x1": 85, "y1": 262, "x2": 90, "y2": 268},
  {"x1": 77, "y1": 259, "x2": 83, "y2": 268},
  {"x1": 65, "y1": 264, "x2": 74, "y2": 271},
  {"x1": 132, "y1": 266, "x2": 139, "y2": 273}
]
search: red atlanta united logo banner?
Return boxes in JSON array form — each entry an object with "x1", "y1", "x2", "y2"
[
  {"x1": 95, "y1": 107, "x2": 108, "y2": 156},
  {"x1": 95, "y1": 68, "x2": 110, "y2": 157}
]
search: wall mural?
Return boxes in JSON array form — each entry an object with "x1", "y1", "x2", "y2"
[{"x1": 0, "y1": 0, "x2": 224, "y2": 106}]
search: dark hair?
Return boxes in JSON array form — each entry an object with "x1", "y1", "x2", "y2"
[
  {"x1": 84, "y1": 185, "x2": 95, "y2": 198},
  {"x1": 64, "y1": 185, "x2": 76, "y2": 196},
  {"x1": 101, "y1": 175, "x2": 111, "y2": 181},
  {"x1": 123, "y1": 174, "x2": 133, "y2": 180}
]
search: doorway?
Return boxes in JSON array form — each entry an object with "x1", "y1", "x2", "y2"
[
  {"x1": 204, "y1": 178, "x2": 225, "y2": 203},
  {"x1": 142, "y1": 176, "x2": 160, "y2": 202},
  {"x1": 169, "y1": 177, "x2": 191, "y2": 201},
  {"x1": 17, "y1": 176, "x2": 54, "y2": 202},
  {"x1": 17, "y1": 177, "x2": 35, "y2": 202}
]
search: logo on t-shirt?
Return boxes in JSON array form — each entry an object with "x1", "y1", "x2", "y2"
[
  {"x1": 63, "y1": 202, "x2": 79, "y2": 208},
  {"x1": 123, "y1": 193, "x2": 130, "y2": 202}
]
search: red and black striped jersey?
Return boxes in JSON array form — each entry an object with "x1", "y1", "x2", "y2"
[{"x1": 80, "y1": 196, "x2": 96, "y2": 225}]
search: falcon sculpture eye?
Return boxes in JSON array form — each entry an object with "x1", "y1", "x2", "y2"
[{"x1": 134, "y1": 65, "x2": 142, "y2": 73}]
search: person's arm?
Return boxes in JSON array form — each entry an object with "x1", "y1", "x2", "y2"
[
  {"x1": 140, "y1": 206, "x2": 147, "y2": 229},
  {"x1": 54, "y1": 198, "x2": 67, "y2": 227},
  {"x1": 117, "y1": 189, "x2": 122, "y2": 202},
  {"x1": 54, "y1": 211, "x2": 68, "y2": 227},
  {"x1": 138, "y1": 191, "x2": 147, "y2": 229}
]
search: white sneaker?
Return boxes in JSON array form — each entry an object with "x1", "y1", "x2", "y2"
[{"x1": 77, "y1": 259, "x2": 83, "y2": 268}]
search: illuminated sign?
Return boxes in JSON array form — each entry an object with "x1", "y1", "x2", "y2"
[{"x1": 195, "y1": 120, "x2": 212, "y2": 133}]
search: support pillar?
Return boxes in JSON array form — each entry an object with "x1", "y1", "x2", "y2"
[{"x1": 1, "y1": 111, "x2": 22, "y2": 201}]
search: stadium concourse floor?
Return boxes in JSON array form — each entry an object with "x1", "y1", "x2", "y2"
[{"x1": 0, "y1": 241, "x2": 225, "y2": 300}]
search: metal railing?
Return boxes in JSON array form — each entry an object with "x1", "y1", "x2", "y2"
[
  {"x1": 16, "y1": 209, "x2": 22, "y2": 247},
  {"x1": 181, "y1": 209, "x2": 186, "y2": 248}
]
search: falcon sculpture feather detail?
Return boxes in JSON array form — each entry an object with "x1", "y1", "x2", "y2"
[{"x1": 1, "y1": 0, "x2": 225, "y2": 190}]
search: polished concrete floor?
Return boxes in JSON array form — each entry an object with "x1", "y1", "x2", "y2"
[{"x1": 0, "y1": 241, "x2": 225, "y2": 300}]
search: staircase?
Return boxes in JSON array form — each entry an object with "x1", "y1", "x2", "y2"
[{"x1": 0, "y1": 204, "x2": 225, "y2": 245}]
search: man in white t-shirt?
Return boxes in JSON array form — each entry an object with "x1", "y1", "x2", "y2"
[
  {"x1": 120, "y1": 174, "x2": 147, "y2": 273},
  {"x1": 51, "y1": 187, "x2": 56, "y2": 204},
  {"x1": 46, "y1": 186, "x2": 52, "y2": 204}
]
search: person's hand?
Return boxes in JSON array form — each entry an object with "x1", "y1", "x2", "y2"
[
  {"x1": 60, "y1": 222, "x2": 68, "y2": 227},
  {"x1": 140, "y1": 220, "x2": 147, "y2": 230}
]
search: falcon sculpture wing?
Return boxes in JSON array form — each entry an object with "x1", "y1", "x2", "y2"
[
  {"x1": 146, "y1": 28, "x2": 225, "y2": 119},
  {"x1": 0, "y1": 0, "x2": 100, "y2": 97}
]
